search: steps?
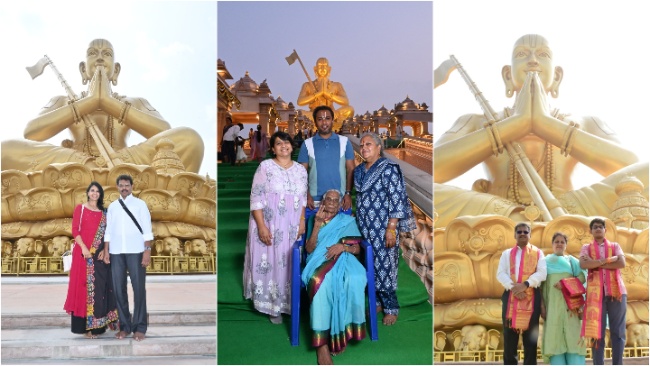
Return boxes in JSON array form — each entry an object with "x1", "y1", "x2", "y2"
[{"x1": 1, "y1": 275, "x2": 216, "y2": 364}]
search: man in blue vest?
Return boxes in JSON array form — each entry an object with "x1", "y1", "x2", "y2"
[{"x1": 298, "y1": 105, "x2": 355, "y2": 212}]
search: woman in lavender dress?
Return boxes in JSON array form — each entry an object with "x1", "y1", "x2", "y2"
[{"x1": 243, "y1": 131, "x2": 307, "y2": 324}]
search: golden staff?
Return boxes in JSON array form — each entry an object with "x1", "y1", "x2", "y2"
[
  {"x1": 447, "y1": 55, "x2": 567, "y2": 221},
  {"x1": 286, "y1": 49, "x2": 316, "y2": 89},
  {"x1": 26, "y1": 55, "x2": 122, "y2": 168}
]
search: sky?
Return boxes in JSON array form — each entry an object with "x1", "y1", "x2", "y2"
[
  {"x1": 0, "y1": 1, "x2": 217, "y2": 178},
  {"x1": 217, "y1": 1, "x2": 433, "y2": 135},
  {"x1": 434, "y1": 0, "x2": 649, "y2": 191}
]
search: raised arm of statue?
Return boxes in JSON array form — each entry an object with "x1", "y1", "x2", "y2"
[
  {"x1": 327, "y1": 81, "x2": 350, "y2": 107},
  {"x1": 23, "y1": 95, "x2": 77, "y2": 141},
  {"x1": 297, "y1": 81, "x2": 318, "y2": 106},
  {"x1": 434, "y1": 73, "x2": 536, "y2": 183},
  {"x1": 23, "y1": 66, "x2": 171, "y2": 143}
]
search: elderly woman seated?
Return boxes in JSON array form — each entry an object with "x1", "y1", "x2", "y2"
[{"x1": 301, "y1": 189, "x2": 367, "y2": 365}]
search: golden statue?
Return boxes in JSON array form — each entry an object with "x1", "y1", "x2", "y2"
[
  {"x1": 1, "y1": 39, "x2": 204, "y2": 173},
  {"x1": 432, "y1": 34, "x2": 648, "y2": 358},
  {"x1": 296, "y1": 57, "x2": 354, "y2": 128},
  {"x1": 434, "y1": 34, "x2": 648, "y2": 228},
  {"x1": 1, "y1": 39, "x2": 215, "y2": 276}
]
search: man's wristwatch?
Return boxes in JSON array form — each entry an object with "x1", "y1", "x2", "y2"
[
  {"x1": 524, "y1": 281, "x2": 530, "y2": 288},
  {"x1": 144, "y1": 246, "x2": 152, "y2": 251},
  {"x1": 345, "y1": 191, "x2": 351, "y2": 195}
]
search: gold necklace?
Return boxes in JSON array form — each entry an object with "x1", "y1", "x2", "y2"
[
  {"x1": 505, "y1": 107, "x2": 561, "y2": 206},
  {"x1": 275, "y1": 158, "x2": 292, "y2": 169}
]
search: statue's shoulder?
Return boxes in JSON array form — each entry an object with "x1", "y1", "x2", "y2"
[
  {"x1": 41, "y1": 95, "x2": 68, "y2": 111},
  {"x1": 445, "y1": 113, "x2": 485, "y2": 134},
  {"x1": 571, "y1": 114, "x2": 616, "y2": 137}
]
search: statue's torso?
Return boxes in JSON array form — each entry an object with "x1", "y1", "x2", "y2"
[{"x1": 484, "y1": 133, "x2": 577, "y2": 203}]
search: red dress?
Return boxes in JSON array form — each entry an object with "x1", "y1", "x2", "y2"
[{"x1": 63, "y1": 204, "x2": 117, "y2": 332}]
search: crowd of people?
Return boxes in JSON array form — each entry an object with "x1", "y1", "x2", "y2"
[{"x1": 242, "y1": 105, "x2": 415, "y2": 364}]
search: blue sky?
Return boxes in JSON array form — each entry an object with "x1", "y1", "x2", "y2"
[
  {"x1": 0, "y1": 1, "x2": 217, "y2": 178},
  {"x1": 218, "y1": 1, "x2": 433, "y2": 133}
]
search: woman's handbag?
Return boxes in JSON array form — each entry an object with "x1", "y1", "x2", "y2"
[
  {"x1": 559, "y1": 276, "x2": 586, "y2": 310},
  {"x1": 559, "y1": 258, "x2": 586, "y2": 310},
  {"x1": 62, "y1": 244, "x2": 73, "y2": 272},
  {"x1": 64, "y1": 205, "x2": 85, "y2": 272}
]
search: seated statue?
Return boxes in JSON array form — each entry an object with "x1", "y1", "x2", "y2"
[
  {"x1": 434, "y1": 34, "x2": 648, "y2": 227},
  {"x1": 301, "y1": 189, "x2": 366, "y2": 365},
  {"x1": 297, "y1": 57, "x2": 354, "y2": 126},
  {"x1": 1, "y1": 39, "x2": 204, "y2": 173}
]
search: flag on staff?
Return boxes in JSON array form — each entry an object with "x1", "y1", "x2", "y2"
[
  {"x1": 285, "y1": 50, "x2": 299, "y2": 65},
  {"x1": 26, "y1": 56, "x2": 50, "y2": 80},
  {"x1": 434, "y1": 57, "x2": 458, "y2": 89}
]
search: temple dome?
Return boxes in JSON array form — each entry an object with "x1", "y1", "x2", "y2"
[
  {"x1": 275, "y1": 96, "x2": 289, "y2": 109},
  {"x1": 395, "y1": 95, "x2": 419, "y2": 111},
  {"x1": 230, "y1": 71, "x2": 258, "y2": 93}
]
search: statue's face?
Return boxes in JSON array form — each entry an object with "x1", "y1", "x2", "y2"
[
  {"x1": 510, "y1": 35, "x2": 554, "y2": 92},
  {"x1": 85, "y1": 39, "x2": 116, "y2": 80},
  {"x1": 315, "y1": 58, "x2": 331, "y2": 78}
]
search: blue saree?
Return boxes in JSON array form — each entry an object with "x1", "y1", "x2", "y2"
[{"x1": 301, "y1": 213, "x2": 367, "y2": 354}]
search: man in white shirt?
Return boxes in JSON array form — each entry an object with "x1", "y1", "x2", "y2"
[
  {"x1": 496, "y1": 223, "x2": 547, "y2": 365},
  {"x1": 222, "y1": 118, "x2": 241, "y2": 166},
  {"x1": 103, "y1": 174, "x2": 153, "y2": 342}
]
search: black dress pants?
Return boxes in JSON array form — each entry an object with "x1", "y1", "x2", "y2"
[
  {"x1": 111, "y1": 253, "x2": 147, "y2": 334},
  {"x1": 501, "y1": 288, "x2": 541, "y2": 365}
]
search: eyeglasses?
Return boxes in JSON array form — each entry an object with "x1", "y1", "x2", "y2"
[{"x1": 516, "y1": 231, "x2": 530, "y2": 235}]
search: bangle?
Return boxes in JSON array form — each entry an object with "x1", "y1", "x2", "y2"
[
  {"x1": 386, "y1": 228, "x2": 396, "y2": 237},
  {"x1": 118, "y1": 101, "x2": 131, "y2": 125},
  {"x1": 484, "y1": 122, "x2": 499, "y2": 156},
  {"x1": 564, "y1": 123, "x2": 580, "y2": 156},
  {"x1": 489, "y1": 121, "x2": 504, "y2": 154},
  {"x1": 69, "y1": 102, "x2": 81, "y2": 124}
]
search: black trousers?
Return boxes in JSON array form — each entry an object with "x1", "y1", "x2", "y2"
[
  {"x1": 222, "y1": 140, "x2": 236, "y2": 165},
  {"x1": 501, "y1": 288, "x2": 541, "y2": 365},
  {"x1": 111, "y1": 253, "x2": 147, "y2": 334}
]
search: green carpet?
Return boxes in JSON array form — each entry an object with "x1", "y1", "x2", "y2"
[{"x1": 217, "y1": 157, "x2": 432, "y2": 365}]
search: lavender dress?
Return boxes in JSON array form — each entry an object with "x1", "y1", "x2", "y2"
[{"x1": 243, "y1": 159, "x2": 307, "y2": 316}]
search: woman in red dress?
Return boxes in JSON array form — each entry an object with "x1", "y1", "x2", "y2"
[{"x1": 63, "y1": 182, "x2": 118, "y2": 338}]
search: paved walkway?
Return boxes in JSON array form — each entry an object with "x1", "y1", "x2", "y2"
[
  {"x1": 1, "y1": 275, "x2": 216, "y2": 365},
  {"x1": 1, "y1": 275, "x2": 216, "y2": 315}
]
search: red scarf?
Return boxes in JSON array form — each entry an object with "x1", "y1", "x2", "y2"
[
  {"x1": 581, "y1": 239, "x2": 625, "y2": 345},
  {"x1": 506, "y1": 243, "x2": 539, "y2": 332}
]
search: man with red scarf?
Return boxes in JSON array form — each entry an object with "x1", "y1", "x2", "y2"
[
  {"x1": 497, "y1": 222, "x2": 547, "y2": 364},
  {"x1": 579, "y1": 218, "x2": 627, "y2": 365}
]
